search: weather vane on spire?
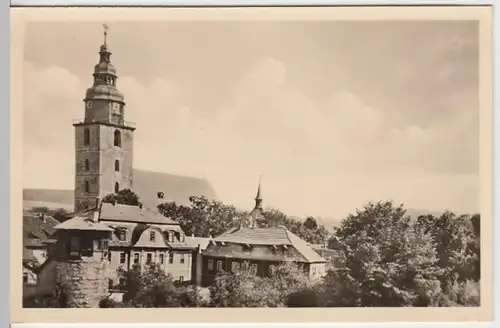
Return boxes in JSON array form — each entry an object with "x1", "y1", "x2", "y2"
[{"x1": 102, "y1": 24, "x2": 109, "y2": 45}]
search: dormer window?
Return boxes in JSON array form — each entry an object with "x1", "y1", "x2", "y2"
[
  {"x1": 118, "y1": 229, "x2": 126, "y2": 241},
  {"x1": 149, "y1": 231, "x2": 156, "y2": 242}
]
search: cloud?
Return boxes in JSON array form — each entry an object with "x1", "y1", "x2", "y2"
[{"x1": 22, "y1": 56, "x2": 479, "y2": 219}]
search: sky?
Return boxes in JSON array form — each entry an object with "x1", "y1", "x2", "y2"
[{"x1": 22, "y1": 21, "x2": 479, "y2": 220}]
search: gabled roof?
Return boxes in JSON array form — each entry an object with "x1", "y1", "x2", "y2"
[
  {"x1": 54, "y1": 216, "x2": 114, "y2": 231},
  {"x1": 99, "y1": 202, "x2": 178, "y2": 225},
  {"x1": 213, "y1": 226, "x2": 326, "y2": 263}
]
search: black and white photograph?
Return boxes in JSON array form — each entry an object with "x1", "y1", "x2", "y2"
[{"x1": 11, "y1": 6, "x2": 492, "y2": 321}]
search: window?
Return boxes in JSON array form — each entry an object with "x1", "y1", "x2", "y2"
[
  {"x1": 119, "y1": 277, "x2": 126, "y2": 287},
  {"x1": 159, "y1": 254, "x2": 165, "y2": 264},
  {"x1": 23, "y1": 273, "x2": 28, "y2": 284},
  {"x1": 84, "y1": 159, "x2": 90, "y2": 171},
  {"x1": 120, "y1": 252, "x2": 126, "y2": 264},
  {"x1": 102, "y1": 239, "x2": 109, "y2": 251},
  {"x1": 208, "y1": 259, "x2": 214, "y2": 271},
  {"x1": 118, "y1": 230, "x2": 126, "y2": 241},
  {"x1": 84, "y1": 181, "x2": 90, "y2": 193},
  {"x1": 149, "y1": 231, "x2": 156, "y2": 242},
  {"x1": 83, "y1": 128, "x2": 90, "y2": 145},
  {"x1": 269, "y1": 264, "x2": 276, "y2": 276},
  {"x1": 114, "y1": 129, "x2": 121, "y2": 147},
  {"x1": 179, "y1": 276, "x2": 184, "y2": 283},
  {"x1": 69, "y1": 236, "x2": 80, "y2": 256},
  {"x1": 95, "y1": 239, "x2": 102, "y2": 250},
  {"x1": 114, "y1": 160, "x2": 120, "y2": 172},
  {"x1": 115, "y1": 182, "x2": 119, "y2": 193},
  {"x1": 169, "y1": 253, "x2": 174, "y2": 264},
  {"x1": 216, "y1": 260, "x2": 223, "y2": 271},
  {"x1": 231, "y1": 261, "x2": 240, "y2": 273},
  {"x1": 146, "y1": 253, "x2": 152, "y2": 264},
  {"x1": 133, "y1": 253, "x2": 139, "y2": 264},
  {"x1": 179, "y1": 233, "x2": 185, "y2": 242},
  {"x1": 108, "y1": 279, "x2": 113, "y2": 289},
  {"x1": 169, "y1": 233, "x2": 175, "y2": 243},
  {"x1": 86, "y1": 101, "x2": 92, "y2": 109},
  {"x1": 250, "y1": 263, "x2": 258, "y2": 275},
  {"x1": 312, "y1": 267, "x2": 317, "y2": 276},
  {"x1": 107, "y1": 251, "x2": 111, "y2": 261},
  {"x1": 180, "y1": 254, "x2": 185, "y2": 264}
]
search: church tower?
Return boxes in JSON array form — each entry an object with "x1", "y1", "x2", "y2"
[{"x1": 73, "y1": 26, "x2": 135, "y2": 212}]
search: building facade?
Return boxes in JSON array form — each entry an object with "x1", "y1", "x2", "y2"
[{"x1": 200, "y1": 182, "x2": 327, "y2": 286}]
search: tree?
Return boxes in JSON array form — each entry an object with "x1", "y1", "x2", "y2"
[
  {"x1": 322, "y1": 201, "x2": 444, "y2": 307},
  {"x1": 304, "y1": 217, "x2": 318, "y2": 230},
  {"x1": 27, "y1": 206, "x2": 72, "y2": 223},
  {"x1": 102, "y1": 189, "x2": 142, "y2": 207},
  {"x1": 158, "y1": 196, "x2": 247, "y2": 237},
  {"x1": 114, "y1": 263, "x2": 207, "y2": 308},
  {"x1": 209, "y1": 261, "x2": 312, "y2": 308},
  {"x1": 416, "y1": 212, "x2": 479, "y2": 286}
]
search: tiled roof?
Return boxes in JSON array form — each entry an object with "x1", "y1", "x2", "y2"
[
  {"x1": 54, "y1": 216, "x2": 114, "y2": 231},
  {"x1": 23, "y1": 213, "x2": 60, "y2": 263},
  {"x1": 23, "y1": 214, "x2": 59, "y2": 240},
  {"x1": 99, "y1": 202, "x2": 178, "y2": 225},
  {"x1": 213, "y1": 226, "x2": 326, "y2": 263}
]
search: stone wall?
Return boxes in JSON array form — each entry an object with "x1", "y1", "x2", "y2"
[{"x1": 56, "y1": 258, "x2": 109, "y2": 308}]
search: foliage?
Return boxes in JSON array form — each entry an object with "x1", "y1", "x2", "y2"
[
  {"x1": 158, "y1": 195, "x2": 249, "y2": 237},
  {"x1": 102, "y1": 189, "x2": 143, "y2": 207},
  {"x1": 416, "y1": 212, "x2": 479, "y2": 284},
  {"x1": 438, "y1": 279, "x2": 480, "y2": 307},
  {"x1": 27, "y1": 206, "x2": 71, "y2": 223},
  {"x1": 322, "y1": 201, "x2": 444, "y2": 307},
  {"x1": 111, "y1": 263, "x2": 208, "y2": 308},
  {"x1": 23, "y1": 284, "x2": 69, "y2": 308},
  {"x1": 209, "y1": 261, "x2": 312, "y2": 307}
]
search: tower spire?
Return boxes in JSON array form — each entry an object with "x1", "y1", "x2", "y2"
[
  {"x1": 103, "y1": 24, "x2": 109, "y2": 46},
  {"x1": 255, "y1": 175, "x2": 262, "y2": 201}
]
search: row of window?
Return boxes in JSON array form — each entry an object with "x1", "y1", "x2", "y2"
[
  {"x1": 83, "y1": 159, "x2": 120, "y2": 172},
  {"x1": 83, "y1": 128, "x2": 122, "y2": 147},
  {"x1": 148, "y1": 230, "x2": 186, "y2": 243},
  {"x1": 112, "y1": 252, "x2": 186, "y2": 265},
  {"x1": 83, "y1": 181, "x2": 120, "y2": 194},
  {"x1": 207, "y1": 260, "x2": 276, "y2": 276}
]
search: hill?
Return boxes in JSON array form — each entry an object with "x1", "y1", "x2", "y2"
[{"x1": 23, "y1": 169, "x2": 218, "y2": 211}]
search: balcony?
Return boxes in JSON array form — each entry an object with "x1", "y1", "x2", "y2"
[{"x1": 72, "y1": 119, "x2": 136, "y2": 129}]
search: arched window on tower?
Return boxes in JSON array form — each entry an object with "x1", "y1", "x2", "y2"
[
  {"x1": 84, "y1": 128, "x2": 90, "y2": 146},
  {"x1": 115, "y1": 182, "x2": 120, "y2": 193},
  {"x1": 84, "y1": 159, "x2": 90, "y2": 171},
  {"x1": 114, "y1": 130, "x2": 121, "y2": 147},
  {"x1": 114, "y1": 160, "x2": 120, "y2": 172},
  {"x1": 84, "y1": 181, "x2": 90, "y2": 193}
]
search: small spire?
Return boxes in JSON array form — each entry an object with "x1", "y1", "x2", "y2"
[{"x1": 255, "y1": 174, "x2": 263, "y2": 201}]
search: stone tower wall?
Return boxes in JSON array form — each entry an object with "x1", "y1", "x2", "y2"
[{"x1": 56, "y1": 258, "x2": 109, "y2": 308}]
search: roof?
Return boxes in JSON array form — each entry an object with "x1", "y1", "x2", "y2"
[
  {"x1": 23, "y1": 213, "x2": 59, "y2": 241},
  {"x1": 23, "y1": 213, "x2": 60, "y2": 264},
  {"x1": 99, "y1": 202, "x2": 179, "y2": 225},
  {"x1": 213, "y1": 226, "x2": 326, "y2": 263},
  {"x1": 54, "y1": 216, "x2": 114, "y2": 231},
  {"x1": 185, "y1": 236, "x2": 211, "y2": 250}
]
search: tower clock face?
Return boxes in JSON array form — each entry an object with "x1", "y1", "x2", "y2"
[{"x1": 86, "y1": 101, "x2": 92, "y2": 109}]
